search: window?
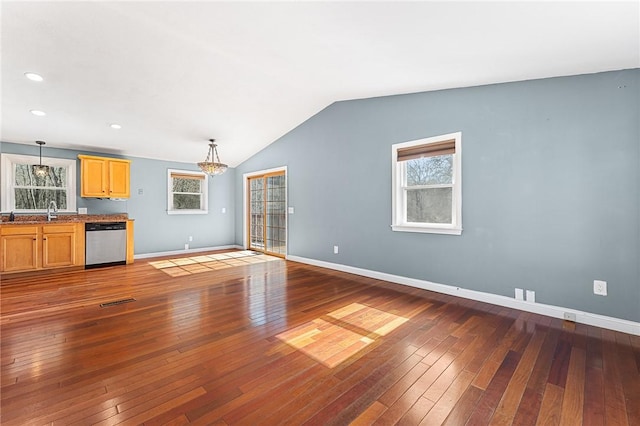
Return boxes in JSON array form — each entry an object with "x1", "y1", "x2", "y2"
[
  {"x1": 167, "y1": 169, "x2": 208, "y2": 214},
  {"x1": 1, "y1": 153, "x2": 77, "y2": 212},
  {"x1": 391, "y1": 132, "x2": 462, "y2": 235}
]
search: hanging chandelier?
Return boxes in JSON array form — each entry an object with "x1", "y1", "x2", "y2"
[
  {"x1": 197, "y1": 139, "x2": 228, "y2": 176},
  {"x1": 33, "y1": 141, "x2": 49, "y2": 177}
]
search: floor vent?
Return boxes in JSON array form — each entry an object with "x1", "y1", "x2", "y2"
[{"x1": 100, "y1": 298, "x2": 136, "y2": 308}]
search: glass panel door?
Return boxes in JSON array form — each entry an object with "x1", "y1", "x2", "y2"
[
  {"x1": 266, "y1": 174, "x2": 286, "y2": 255},
  {"x1": 249, "y1": 177, "x2": 264, "y2": 251},
  {"x1": 248, "y1": 172, "x2": 286, "y2": 256}
]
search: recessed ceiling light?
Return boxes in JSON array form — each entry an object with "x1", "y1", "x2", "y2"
[
  {"x1": 24, "y1": 72, "x2": 44, "y2": 82},
  {"x1": 30, "y1": 110, "x2": 46, "y2": 116},
  {"x1": 110, "y1": 123, "x2": 122, "y2": 129}
]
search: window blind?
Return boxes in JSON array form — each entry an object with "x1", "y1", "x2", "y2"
[
  {"x1": 170, "y1": 172, "x2": 205, "y2": 180},
  {"x1": 397, "y1": 139, "x2": 455, "y2": 162}
]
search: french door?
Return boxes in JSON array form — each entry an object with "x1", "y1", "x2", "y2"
[{"x1": 247, "y1": 171, "x2": 286, "y2": 257}]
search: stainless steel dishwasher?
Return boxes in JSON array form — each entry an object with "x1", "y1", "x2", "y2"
[{"x1": 85, "y1": 222, "x2": 127, "y2": 268}]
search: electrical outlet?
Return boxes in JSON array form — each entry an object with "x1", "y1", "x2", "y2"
[
  {"x1": 188, "y1": 236, "x2": 193, "y2": 242},
  {"x1": 563, "y1": 312, "x2": 577, "y2": 322},
  {"x1": 184, "y1": 243, "x2": 189, "y2": 250},
  {"x1": 515, "y1": 288, "x2": 524, "y2": 301},
  {"x1": 221, "y1": 207, "x2": 226, "y2": 213},
  {"x1": 594, "y1": 280, "x2": 607, "y2": 296},
  {"x1": 525, "y1": 290, "x2": 536, "y2": 303},
  {"x1": 333, "y1": 245, "x2": 339, "y2": 254}
]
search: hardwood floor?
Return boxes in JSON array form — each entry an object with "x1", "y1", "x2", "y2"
[{"x1": 1, "y1": 250, "x2": 639, "y2": 425}]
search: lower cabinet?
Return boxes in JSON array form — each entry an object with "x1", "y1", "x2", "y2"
[
  {"x1": 1, "y1": 223, "x2": 85, "y2": 273},
  {"x1": 43, "y1": 225, "x2": 78, "y2": 268},
  {"x1": 1, "y1": 226, "x2": 38, "y2": 272}
]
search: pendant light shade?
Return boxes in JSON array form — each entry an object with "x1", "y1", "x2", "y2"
[
  {"x1": 197, "y1": 139, "x2": 228, "y2": 176},
  {"x1": 33, "y1": 141, "x2": 49, "y2": 177}
]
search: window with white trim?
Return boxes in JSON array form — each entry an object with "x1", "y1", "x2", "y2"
[
  {"x1": 1, "y1": 153, "x2": 77, "y2": 212},
  {"x1": 391, "y1": 132, "x2": 462, "y2": 235},
  {"x1": 167, "y1": 169, "x2": 208, "y2": 214}
]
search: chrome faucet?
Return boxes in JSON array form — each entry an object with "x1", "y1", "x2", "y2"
[{"x1": 47, "y1": 200, "x2": 58, "y2": 221}]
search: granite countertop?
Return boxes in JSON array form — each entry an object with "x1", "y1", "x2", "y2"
[{"x1": 1, "y1": 213, "x2": 131, "y2": 225}]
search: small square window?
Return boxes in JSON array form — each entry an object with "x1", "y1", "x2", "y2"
[
  {"x1": 391, "y1": 132, "x2": 462, "y2": 235},
  {"x1": 167, "y1": 169, "x2": 208, "y2": 215}
]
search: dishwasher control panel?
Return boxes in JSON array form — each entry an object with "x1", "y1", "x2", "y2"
[{"x1": 85, "y1": 222, "x2": 127, "y2": 232}]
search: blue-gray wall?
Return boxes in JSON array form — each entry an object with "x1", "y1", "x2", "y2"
[
  {"x1": 0, "y1": 143, "x2": 236, "y2": 255},
  {"x1": 234, "y1": 69, "x2": 640, "y2": 323},
  {"x1": 3, "y1": 69, "x2": 638, "y2": 323}
]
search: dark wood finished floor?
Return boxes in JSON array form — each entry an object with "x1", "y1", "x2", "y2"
[{"x1": 1, "y1": 251, "x2": 639, "y2": 425}]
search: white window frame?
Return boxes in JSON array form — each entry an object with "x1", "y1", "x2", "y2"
[
  {"x1": 391, "y1": 132, "x2": 462, "y2": 235},
  {"x1": 167, "y1": 169, "x2": 208, "y2": 215},
  {"x1": 1, "y1": 153, "x2": 77, "y2": 213}
]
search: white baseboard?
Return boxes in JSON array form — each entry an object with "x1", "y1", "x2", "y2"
[
  {"x1": 287, "y1": 255, "x2": 640, "y2": 336},
  {"x1": 134, "y1": 245, "x2": 243, "y2": 260}
]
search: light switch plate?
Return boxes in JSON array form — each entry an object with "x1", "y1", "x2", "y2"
[{"x1": 288, "y1": 207, "x2": 295, "y2": 214}]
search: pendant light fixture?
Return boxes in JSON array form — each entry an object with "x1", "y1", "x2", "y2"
[
  {"x1": 197, "y1": 139, "x2": 228, "y2": 176},
  {"x1": 33, "y1": 140, "x2": 50, "y2": 177}
]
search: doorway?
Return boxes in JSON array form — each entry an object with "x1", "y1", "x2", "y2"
[{"x1": 247, "y1": 170, "x2": 286, "y2": 257}]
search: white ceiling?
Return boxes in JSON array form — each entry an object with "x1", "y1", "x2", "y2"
[{"x1": 2, "y1": 1, "x2": 638, "y2": 167}]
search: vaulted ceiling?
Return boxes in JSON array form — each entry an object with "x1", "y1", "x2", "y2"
[{"x1": 2, "y1": 1, "x2": 638, "y2": 167}]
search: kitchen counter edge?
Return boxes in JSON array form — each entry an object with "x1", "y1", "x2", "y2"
[{"x1": 1, "y1": 214, "x2": 132, "y2": 225}]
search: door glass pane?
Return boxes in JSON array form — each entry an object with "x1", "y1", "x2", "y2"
[
  {"x1": 248, "y1": 173, "x2": 286, "y2": 255},
  {"x1": 249, "y1": 178, "x2": 264, "y2": 250},
  {"x1": 266, "y1": 174, "x2": 286, "y2": 255}
]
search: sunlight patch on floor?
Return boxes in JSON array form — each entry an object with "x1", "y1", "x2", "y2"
[
  {"x1": 276, "y1": 303, "x2": 409, "y2": 368},
  {"x1": 148, "y1": 250, "x2": 279, "y2": 276}
]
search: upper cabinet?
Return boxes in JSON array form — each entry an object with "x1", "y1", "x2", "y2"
[{"x1": 78, "y1": 155, "x2": 131, "y2": 198}]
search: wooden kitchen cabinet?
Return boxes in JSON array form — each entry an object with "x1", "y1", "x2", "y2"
[
  {"x1": 78, "y1": 155, "x2": 131, "y2": 198},
  {"x1": 126, "y1": 219, "x2": 135, "y2": 264},
  {"x1": 42, "y1": 224, "x2": 78, "y2": 268},
  {"x1": 0, "y1": 225, "x2": 38, "y2": 272},
  {"x1": 1, "y1": 223, "x2": 85, "y2": 273},
  {"x1": 108, "y1": 160, "x2": 130, "y2": 198}
]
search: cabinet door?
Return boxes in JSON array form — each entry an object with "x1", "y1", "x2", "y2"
[
  {"x1": 1, "y1": 234, "x2": 39, "y2": 272},
  {"x1": 81, "y1": 157, "x2": 108, "y2": 197},
  {"x1": 42, "y1": 224, "x2": 78, "y2": 268},
  {"x1": 42, "y1": 232, "x2": 76, "y2": 268},
  {"x1": 108, "y1": 160, "x2": 130, "y2": 198}
]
